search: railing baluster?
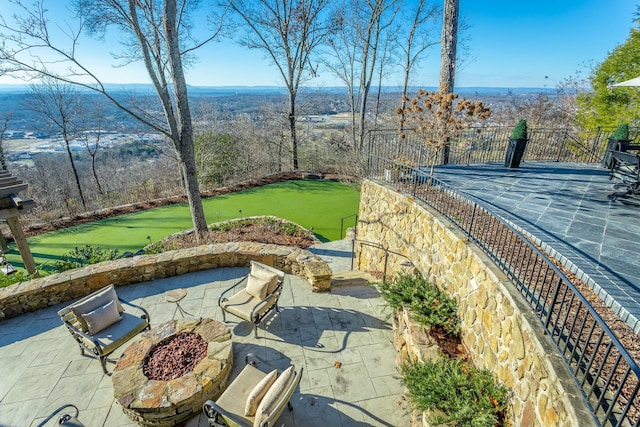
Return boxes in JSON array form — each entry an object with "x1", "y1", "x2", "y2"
[
  {"x1": 606, "y1": 365, "x2": 634, "y2": 427},
  {"x1": 578, "y1": 323, "x2": 601, "y2": 387},
  {"x1": 617, "y1": 379, "x2": 640, "y2": 427}
]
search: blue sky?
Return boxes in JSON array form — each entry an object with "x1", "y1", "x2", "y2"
[{"x1": 0, "y1": 0, "x2": 637, "y2": 88}]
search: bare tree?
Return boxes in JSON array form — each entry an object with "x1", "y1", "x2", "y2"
[
  {"x1": 325, "y1": 0, "x2": 400, "y2": 153},
  {"x1": 372, "y1": 29, "x2": 395, "y2": 126},
  {"x1": 435, "y1": 0, "x2": 459, "y2": 165},
  {"x1": 0, "y1": 0, "x2": 223, "y2": 242},
  {"x1": 0, "y1": 112, "x2": 11, "y2": 171},
  {"x1": 79, "y1": 100, "x2": 105, "y2": 193},
  {"x1": 224, "y1": 0, "x2": 332, "y2": 170},
  {"x1": 396, "y1": 0, "x2": 441, "y2": 131},
  {"x1": 27, "y1": 79, "x2": 87, "y2": 209}
]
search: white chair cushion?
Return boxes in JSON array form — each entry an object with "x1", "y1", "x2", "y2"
[
  {"x1": 221, "y1": 289, "x2": 278, "y2": 323},
  {"x1": 245, "y1": 273, "x2": 271, "y2": 299},
  {"x1": 244, "y1": 369, "x2": 277, "y2": 416},
  {"x1": 81, "y1": 300, "x2": 122, "y2": 335},
  {"x1": 215, "y1": 364, "x2": 266, "y2": 422},
  {"x1": 71, "y1": 285, "x2": 124, "y2": 332},
  {"x1": 254, "y1": 366, "x2": 296, "y2": 427},
  {"x1": 251, "y1": 262, "x2": 280, "y2": 294},
  {"x1": 79, "y1": 312, "x2": 148, "y2": 356}
]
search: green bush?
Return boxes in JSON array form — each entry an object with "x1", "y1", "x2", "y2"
[
  {"x1": 510, "y1": 119, "x2": 528, "y2": 140},
  {"x1": 211, "y1": 222, "x2": 232, "y2": 232},
  {"x1": 53, "y1": 245, "x2": 120, "y2": 272},
  {"x1": 378, "y1": 272, "x2": 460, "y2": 336},
  {"x1": 260, "y1": 217, "x2": 303, "y2": 236},
  {"x1": 402, "y1": 357, "x2": 508, "y2": 427},
  {"x1": 611, "y1": 123, "x2": 630, "y2": 140},
  {"x1": 143, "y1": 240, "x2": 166, "y2": 254},
  {"x1": 0, "y1": 270, "x2": 33, "y2": 288}
]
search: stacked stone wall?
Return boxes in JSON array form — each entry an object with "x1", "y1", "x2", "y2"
[
  {"x1": 0, "y1": 241, "x2": 332, "y2": 320},
  {"x1": 357, "y1": 180, "x2": 595, "y2": 427}
]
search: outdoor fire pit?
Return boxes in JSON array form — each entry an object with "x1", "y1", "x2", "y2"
[{"x1": 112, "y1": 318, "x2": 233, "y2": 427}]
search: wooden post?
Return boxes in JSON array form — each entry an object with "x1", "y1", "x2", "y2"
[
  {"x1": 6, "y1": 215, "x2": 37, "y2": 276},
  {"x1": 0, "y1": 232, "x2": 7, "y2": 252}
]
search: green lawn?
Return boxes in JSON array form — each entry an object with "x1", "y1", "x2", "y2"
[{"x1": 6, "y1": 180, "x2": 360, "y2": 271}]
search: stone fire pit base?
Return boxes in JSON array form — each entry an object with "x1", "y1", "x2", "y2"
[{"x1": 112, "y1": 318, "x2": 233, "y2": 427}]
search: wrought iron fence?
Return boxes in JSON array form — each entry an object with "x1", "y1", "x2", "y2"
[
  {"x1": 369, "y1": 126, "x2": 611, "y2": 167},
  {"x1": 368, "y1": 155, "x2": 640, "y2": 427},
  {"x1": 22, "y1": 180, "x2": 185, "y2": 225}
]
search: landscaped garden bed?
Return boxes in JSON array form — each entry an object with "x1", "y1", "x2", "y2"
[
  {"x1": 377, "y1": 273, "x2": 508, "y2": 427},
  {"x1": 153, "y1": 216, "x2": 320, "y2": 251}
]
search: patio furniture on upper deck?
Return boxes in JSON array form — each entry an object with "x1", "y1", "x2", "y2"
[{"x1": 607, "y1": 149, "x2": 640, "y2": 203}]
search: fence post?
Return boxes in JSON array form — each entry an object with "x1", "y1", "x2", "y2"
[
  {"x1": 440, "y1": 142, "x2": 450, "y2": 165},
  {"x1": 590, "y1": 127, "x2": 605, "y2": 163},
  {"x1": 468, "y1": 204, "x2": 477, "y2": 237}
]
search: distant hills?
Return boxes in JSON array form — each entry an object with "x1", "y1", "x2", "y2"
[{"x1": 0, "y1": 83, "x2": 556, "y2": 96}]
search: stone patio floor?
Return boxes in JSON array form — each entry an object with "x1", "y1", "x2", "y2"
[
  {"x1": 433, "y1": 161, "x2": 640, "y2": 333},
  {"x1": 0, "y1": 240, "x2": 409, "y2": 427}
]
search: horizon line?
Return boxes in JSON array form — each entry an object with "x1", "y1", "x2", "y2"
[{"x1": 0, "y1": 82, "x2": 556, "y2": 90}]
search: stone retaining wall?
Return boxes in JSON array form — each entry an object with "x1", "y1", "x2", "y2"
[
  {"x1": 0, "y1": 241, "x2": 332, "y2": 321},
  {"x1": 357, "y1": 180, "x2": 595, "y2": 427}
]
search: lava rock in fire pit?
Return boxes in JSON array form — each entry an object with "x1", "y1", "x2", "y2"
[{"x1": 143, "y1": 332, "x2": 208, "y2": 381}]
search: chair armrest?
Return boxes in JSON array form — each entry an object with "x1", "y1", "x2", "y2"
[
  {"x1": 119, "y1": 297, "x2": 151, "y2": 324},
  {"x1": 249, "y1": 282, "x2": 283, "y2": 320},
  {"x1": 244, "y1": 352, "x2": 278, "y2": 371},
  {"x1": 218, "y1": 276, "x2": 248, "y2": 306},
  {"x1": 61, "y1": 319, "x2": 107, "y2": 356},
  {"x1": 36, "y1": 404, "x2": 82, "y2": 427},
  {"x1": 203, "y1": 399, "x2": 246, "y2": 426},
  {"x1": 202, "y1": 399, "x2": 224, "y2": 424}
]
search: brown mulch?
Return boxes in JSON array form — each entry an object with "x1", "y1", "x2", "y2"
[
  {"x1": 428, "y1": 325, "x2": 470, "y2": 360},
  {"x1": 143, "y1": 332, "x2": 208, "y2": 381},
  {"x1": 163, "y1": 223, "x2": 319, "y2": 250}
]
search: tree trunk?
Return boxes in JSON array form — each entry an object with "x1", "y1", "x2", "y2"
[
  {"x1": 0, "y1": 115, "x2": 9, "y2": 171},
  {"x1": 288, "y1": 90, "x2": 299, "y2": 170},
  {"x1": 90, "y1": 153, "x2": 103, "y2": 193},
  {"x1": 164, "y1": 0, "x2": 208, "y2": 241},
  {"x1": 439, "y1": 0, "x2": 459, "y2": 165},
  {"x1": 439, "y1": 0, "x2": 459, "y2": 94},
  {"x1": 62, "y1": 128, "x2": 86, "y2": 210}
]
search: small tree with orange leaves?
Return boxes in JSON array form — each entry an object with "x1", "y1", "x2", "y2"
[{"x1": 397, "y1": 88, "x2": 491, "y2": 180}]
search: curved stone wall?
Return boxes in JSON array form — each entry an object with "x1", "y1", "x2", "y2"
[
  {"x1": 356, "y1": 180, "x2": 595, "y2": 427},
  {"x1": 0, "y1": 241, "x2": 332, "y2": 320}
]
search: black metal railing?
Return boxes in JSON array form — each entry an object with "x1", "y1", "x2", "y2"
[
  {"x1": 339, "y1": 213, "x2": 359, "y2": 240},
  {"x1": 368, "y1": 155, "x2": 640, "y2": 427},
  {"x1": 22, "y1": 179, "x2": 185, "y2": 225},
  {"x1": 368, "y1": 126, "x2": 618, "y2": 167}
]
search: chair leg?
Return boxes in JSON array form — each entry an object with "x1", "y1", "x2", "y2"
[
  {"x1": 287, "y1": 401, "x2": 293, "y2": 411},
  {"x1": 253, "y1": 322, "x2": 258, "y2": 338},
  {"x1": 100, "y1": 356, "x2": 109, "y2": 375}
]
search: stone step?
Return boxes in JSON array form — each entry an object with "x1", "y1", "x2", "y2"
[{"x1": 331, "y1": 270, "x2": 379, "y2": 288}]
